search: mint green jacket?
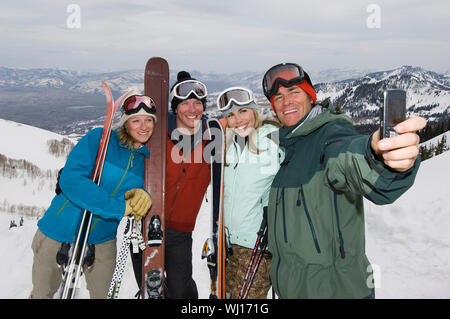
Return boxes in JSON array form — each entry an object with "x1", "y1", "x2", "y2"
[
  {"x1": 268, "y1": 103, "x2": 419, "y2": 298},
  {"x1": 224, "y1": 124, "x2": 283, "y2": 249}
]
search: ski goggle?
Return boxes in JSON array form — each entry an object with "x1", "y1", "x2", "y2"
[
  {"x1": 122, "y1": 95, "x2": 157, "y2": 115},
  {"x1": 216, "y1": 87, "x2": 255, "y2": 112},
  {"x1": 171, "y1": 80, "x2": 207, "y2": 100},
  {"x1": 262, "y1": 63, "x2": 307, "y2": 99}
]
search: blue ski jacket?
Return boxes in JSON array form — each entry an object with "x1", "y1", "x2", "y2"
[{"x1": 38, "y1": 127, "x2": 149, "y2": 244}]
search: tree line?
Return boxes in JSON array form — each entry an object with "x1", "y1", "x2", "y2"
[
  {"x1": 335, "y1": 102, "x2": 449, "y2": 161},
  {"x1": 0, "y1": 153, "x2": 56, "y2": 179},
  {"x1": 1, "y1": 199, "x2": 44, "y2": 218}
]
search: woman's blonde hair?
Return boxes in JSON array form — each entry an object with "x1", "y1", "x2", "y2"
[{"x1": 117, "y1": 126, "x2": 137, "y2": 150}]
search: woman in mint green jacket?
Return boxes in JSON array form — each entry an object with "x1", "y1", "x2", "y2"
[{"x1": 217, "y1": 87, "x2": 283, "y2": 298}]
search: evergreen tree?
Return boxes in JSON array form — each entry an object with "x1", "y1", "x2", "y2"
[
  {"x1": 434, "y1": 135, "x2": 449, "y2": 156},
  {"x1": 335, "y1": 102, "x2": 343, "y2": 114}
]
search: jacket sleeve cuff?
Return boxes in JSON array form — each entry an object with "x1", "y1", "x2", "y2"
[
  {"x1": 364, "y1": 134, "x2": 421, "y2": 204},
  {"x1": 365, "y1": 133, "x2": 420, "y2": 176}
]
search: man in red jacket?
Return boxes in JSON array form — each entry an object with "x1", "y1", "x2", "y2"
[{"x1": 164, "y1": 71, "x2": 211, "y2": 298}]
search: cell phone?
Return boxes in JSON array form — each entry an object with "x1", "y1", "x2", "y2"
[{"x1": 380, "y1": 89, "x2": 406, "y2": 139}]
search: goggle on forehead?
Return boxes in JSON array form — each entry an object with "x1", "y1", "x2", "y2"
[
  {"x1": 216, "y1": 87, "x2": 255, "y2": 112},
  {"x1": 122, "y1": 95, "x2": 157, "y2": 115},
  {"x1": 262, "y1": 63, "x2": 306, "y2": 99},
  {"x1": 171, "y1": 80, "x2": 207, "y2": 100}
]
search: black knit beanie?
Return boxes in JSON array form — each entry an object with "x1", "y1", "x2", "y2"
[{"x1": 170, "y1": 71, "x2": 206, "y2": 113}]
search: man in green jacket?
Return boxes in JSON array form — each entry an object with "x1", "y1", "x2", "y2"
[{"x1": 262, "y1": 63, "x2": 426, "y2": 298}]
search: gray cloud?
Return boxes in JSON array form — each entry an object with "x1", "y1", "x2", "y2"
[{"x1": 0, "y1": 0, "x2": 448, "y2": 74}]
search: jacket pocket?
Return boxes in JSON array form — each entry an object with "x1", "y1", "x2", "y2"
[
  {"x1": 320, "y1": 138, "x2": 346, "y2": 164},
  {"x1": 55, "y1": 199, "x2": 70, "y2": 216},
  {"x1": 280, "y1": 185, "x2": 321, "y2": 254},
  {"x1": 299, "y1": 185, "x2": 321, "y2": 254}
]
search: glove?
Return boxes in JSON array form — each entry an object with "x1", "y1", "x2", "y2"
[{"x1": 124, "y1": 188, "x2": 152, "y2": 221}]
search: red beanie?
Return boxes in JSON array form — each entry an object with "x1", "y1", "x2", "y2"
[{"x1": 269, "y1": 81, "x2": 317, "y2": 111}]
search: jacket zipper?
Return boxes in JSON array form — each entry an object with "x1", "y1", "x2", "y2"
[
  {"x1": 333, "y1": 190, "x2": 346, "y2": 259},
  {"x1": 281, "y1": 188, "x2": 288, "y2": 243},
  {"x1": 90, "y1": 148, "x2": 135, "y2": 234},
  {"x1": 274, "y1": 186, "x2": 282, "y2": 295},
  {"x1": 230, "y1": 141, "x2": 243, "y2": 230},
  {"x1": 167, "y1": 161, "x2": 186, "y2": 224},
  {"x1": 299, "y1": 184, "x2": 321, "y2": 254},
  {"x1": 110, "y1": 148, "x2": 134, "y2": 197}
]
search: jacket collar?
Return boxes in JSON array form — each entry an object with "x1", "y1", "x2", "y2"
[{"x1": 279, "y1": 98, "x2": 352, "y2": 146}]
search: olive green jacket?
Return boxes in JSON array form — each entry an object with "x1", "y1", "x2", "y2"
[{"x1": 268, "y1": 102, "x2": 419, "y2": 298}]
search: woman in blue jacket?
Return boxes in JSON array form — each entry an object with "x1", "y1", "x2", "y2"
[
  {"x1": 217, "y1": 87, "x2": 283, "y2": 298},
  {"x1": 30, "y1": 95, "x2": 155, "y2": 299}
]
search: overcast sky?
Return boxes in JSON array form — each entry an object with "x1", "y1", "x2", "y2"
[{"x1": 1, "y1": 0, "x2": 449, "y2": 74}]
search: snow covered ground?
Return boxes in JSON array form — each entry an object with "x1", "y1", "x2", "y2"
[
  {"x1": 0, "y1": 186, "x2": 211, "y2": 299},
  {"x1": 0, "y1": 118, "x2": 449, "y2": 298},
  {"x1": 365, "y1": 150, "x2": 450, "y2": 298}
]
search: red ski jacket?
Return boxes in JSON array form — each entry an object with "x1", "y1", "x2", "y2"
[{"x1": 164, "y1": 132, "x2": 210, "y2": 232}]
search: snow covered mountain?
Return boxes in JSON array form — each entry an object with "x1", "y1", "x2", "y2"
[
  {"x1": 315, "y1": 66, "x2": 450, "y2": 125},
  {"x1": 0, "y1": 65, "x2": 449, "y2": 135},
  {"x1": 0, "y1": 119, "x2": 449, "y2": 298},
  {"x1": 0, "y1": 66, "x2": 363, "y2": 95}
]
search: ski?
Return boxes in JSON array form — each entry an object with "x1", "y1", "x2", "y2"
[
  {"x1": 59, "y1": 82, "x2": 129, "y2": 299},
  {"x1": 202, "y1": 118, "x2": 226, "y2": 299},
  {"x1": 141, "y1": 57, "x2": 169, "y2": 299}
]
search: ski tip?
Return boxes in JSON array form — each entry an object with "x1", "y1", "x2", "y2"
[
  {"x1": 114, "y1": 89, "x2": 135, "y2": 110},
  {"x1": 101, "y1": 81, "x2": 112, "y2": 95},
  {"x1": 145, "y1": 57, "x2": 169, "y2": 73},
  {"x1": 146, "y1": 57, "x2": 168, "y2": 64}
]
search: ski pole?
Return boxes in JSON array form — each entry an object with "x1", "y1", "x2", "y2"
[
  {"x1": 238, "y1": 233, "x2": 263, "y2": 299},
  {"x1": 238, "y1": 208, "x2": 268, "y2": 299},
  {"x1": 242, "y1": 242, "x2": 267, "y2": 299}
]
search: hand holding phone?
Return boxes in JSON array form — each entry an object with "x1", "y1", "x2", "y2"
[
  {"x1": 380, "y1": 89, "x2": 406, "y2": 139},
  {"x1": 371, "y1": 90, "x2": 427, "y2": 172}
]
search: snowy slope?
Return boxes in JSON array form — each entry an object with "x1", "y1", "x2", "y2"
[
  {"x1": 0, "y1": 183, "x2": 212, "y2": 299},
  {"x1": 0, "y1": 118, "x2": 74, "y2": 170},
  {"x1": 0, "y1": 120, "x2": 449, "y2": 298},
  {"x1": 365, "y1": 150, "x2": 450, "y2": 298},
  {"x1": 0, "y1": 119, "x2": 76, "y2": 212},
  {"x1": 0, "y1": 118, "x2": 211, "y2": 298}
]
